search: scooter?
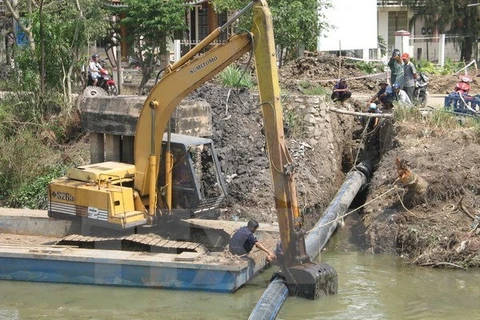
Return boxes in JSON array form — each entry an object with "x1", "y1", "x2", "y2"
[
  {"x1": 84, "y1": 60, "x2": 118, "y2": 97},
  {"x1": 454, "y1": 75, "x2": 472, "y2": 95},
  {"x1": 444, "y1": 75, "x2": 480, "y2": 116},
  {"x1": 413, "y1": 72, "x2": 429, "y2": 107}
]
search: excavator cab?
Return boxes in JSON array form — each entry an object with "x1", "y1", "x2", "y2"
[{"x1": 158, "y1": 133, "x2": 226, "y2": 218}]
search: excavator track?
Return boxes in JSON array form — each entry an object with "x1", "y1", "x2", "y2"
[{"x1": 56, "y1": 233, "x2": 208, "y2": 254}]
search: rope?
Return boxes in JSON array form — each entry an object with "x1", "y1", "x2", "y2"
[{"x1": 306, "y1": 179, "x2": 400, "y2": 235}]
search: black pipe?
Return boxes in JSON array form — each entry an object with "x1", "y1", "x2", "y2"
[
  {"x1": 305, "y1": 161, "x2": 371, "y2": 259},
  {"x1": 248, "y1": 161, "x2": 372, "y2": 320},
  {"x1": 247, "y1": 277, "x2": 288, "y2": 320}
]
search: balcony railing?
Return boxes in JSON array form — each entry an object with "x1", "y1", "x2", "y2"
[
  {"x1": 377, "y1": 0, "x2": 403, "y2": 6},
  {"x1": 377, "y1": 0, "x2": 427, "y2": 7}
]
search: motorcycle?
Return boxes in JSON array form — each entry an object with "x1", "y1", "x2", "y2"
[
  {"x1": 444, "y1": 75, "x2": 480, "y2": 116},
  {"x1": 84, "y1": 60, "x2": 118, "y2": 97},
  {"x1": 413, "y1": 72, "x2": 429, "y2": 107},
  {"x1": 454, "y1": 75, "x2": 472, "y2": 95}
]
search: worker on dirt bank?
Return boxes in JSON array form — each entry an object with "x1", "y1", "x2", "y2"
[
  {"x1": 229, "y1": 219, "x2": 276, "y2": 262},
  {"x1": 368, "y1": 81, "x2": 388, "y2": 105},
  {"x1": 379, "y1": 83, "x2": 411, "y2": 109},
  {"x1": 401, "y1": 53, "x2": 418, "y2": 102},
  {"x1": 393, "y1": 83, "x2": 412, "y2": 106},
  {"x1": 388, "y1": 49, "x2": 404, "y2": 87},
  {"x1": 364, "y1": 102, "x2": 382, "y2": 130},
  {"x1": 331, "y1": 78, "x2": 352, "y2": 102}
]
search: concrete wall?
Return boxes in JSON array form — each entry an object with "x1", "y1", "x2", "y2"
[{"x1": 81, "y1": 96, "x2": 212, "y2": 164}]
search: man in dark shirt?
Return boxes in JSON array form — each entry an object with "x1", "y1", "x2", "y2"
[
  {"x1": 229, "y1": 219, "x2": 276, "y2": 262},
  {"x1": 331, "y1": 78, "x2": 352, "y2": 102},
  {"x1": 368, "y1": 81, "x2": 388, "y2": 105}
]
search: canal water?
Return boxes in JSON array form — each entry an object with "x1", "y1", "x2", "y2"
[{"x1": 1, "y1": 226, "x2": 479, "y2": 319}]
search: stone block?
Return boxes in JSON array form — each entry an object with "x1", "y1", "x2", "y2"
[
  {"x1": 81, "y1": 96, "x2": 212, "y2": 138},
  {"x1": 82, "y1": 96, "x2": 143, "y2": 136},
  {"x1": 170, "y1": 100, "x2": 212, "y2": 137}
]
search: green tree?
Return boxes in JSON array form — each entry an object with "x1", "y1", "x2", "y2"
[
  {"x1": 403, "y1": 0, "x2": 480, "y2": 61},
  {"x1": 119, "y1": 0, "x2": 188, "y2": 94},
  {"x1": 4, "y1": 0, "x2": 108, "y2": 109},
  {"x1": 213, "y1": 0, "x2": 331, "y2": 66}
]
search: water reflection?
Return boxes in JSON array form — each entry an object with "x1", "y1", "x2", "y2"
[{"x1": 0, "y1": 251, "x2": 479, "y2": 319}]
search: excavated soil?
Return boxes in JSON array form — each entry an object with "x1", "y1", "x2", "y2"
[
  {"x1": 187, "y1": 85, "x2": 351, "y2": 229},
  {"x1": 4, "y1": 52, "x2": 477, "y2": 269},
  {"x1": 278, "y1": 51, "x2": 480, "y2": 98},
  {"x1": 362, "y1": 121, "x2": 480, "y2": 268}
]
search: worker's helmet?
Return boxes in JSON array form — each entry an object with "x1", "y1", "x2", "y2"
[
  {"x1": 392, "y1": 83, "x2": 401, "y2": 90},
  {"x1": 392, "y1": 49, "x2": 400, "y2": 58},
  {"x1": 92, "y1": 53, "x2": 99, "y2": 59},
  {"x1": 369, "y1": 103, "x2": 377, "y2": 110}
]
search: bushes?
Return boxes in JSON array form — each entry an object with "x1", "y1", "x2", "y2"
[
  {"x1": 394, "y1": 107, "x2": 480, "y2": 133},
  {"x1": 0, "y1": 128, "x2": 67, "y2": 208},
  {"x1": 413, "y1": 58, "x2": 469, "y2": 76},
  {"x1": 0, "y1": 91, "x2": 85, "y2": 209},
  {"x1": 9, "y1": 165, "x2": 67, "y2": 209},
  {"x1": 355, "y1": 61, "x2": 384, "y2": 74}
]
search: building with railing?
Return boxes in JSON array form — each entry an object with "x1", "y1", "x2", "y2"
[{"x1": 377, "y1": 0, "x2": 462, "y2": 62}]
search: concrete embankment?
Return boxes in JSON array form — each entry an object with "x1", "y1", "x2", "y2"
[{"x1": 0, "y1": 208, "x2": 81, "y2": 237}]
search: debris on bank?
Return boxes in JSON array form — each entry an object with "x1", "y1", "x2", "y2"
[{"x1": 363, "y1": 121, "x2": 480, "y2": 268}]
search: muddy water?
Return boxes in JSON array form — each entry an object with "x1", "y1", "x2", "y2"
[{"x1": 1, "y1": 231, "x2": 480, "y2": 319}]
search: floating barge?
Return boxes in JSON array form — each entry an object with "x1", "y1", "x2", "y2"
[{"x1": 0, "y1": 209, "x2": 278, "y2": 292}]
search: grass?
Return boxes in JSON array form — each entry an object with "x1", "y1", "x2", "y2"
[
  {"x1": 393, "y1": 105, "x2": 480, "y2": 133},
  {"x1": 219, "y1": 65, "x2": 255, "y2": 89},
  {"x1": 297, "y1": 80, "x2": 327, "y2": 96},
  {"x1": 284, "y1": 108, "x2": 307, "y2": 138}
]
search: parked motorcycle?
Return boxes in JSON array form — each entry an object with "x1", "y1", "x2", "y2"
[
  {"x1": 84, "y1": 60, "x2": 118, "y2": 97},
  {"x1": 453, "y1": 75, "x2": 472, "y2": 95},
  {"x1": 413, "y1": 72, "x2": 429, "y2": 107},
  {"x1": 444, "y1": 75, "x2": 480, "y2": 116}
]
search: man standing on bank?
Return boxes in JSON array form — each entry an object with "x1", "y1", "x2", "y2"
[
  {"x1": 229, "y1": 219, "x2": 276, "y2": 262},
  {"x1": 402, "y1": 53, "x2": 417, "y2": 103}
]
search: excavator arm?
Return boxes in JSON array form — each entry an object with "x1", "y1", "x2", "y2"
[{"x1": 134, "y1": 0, "x2": 308, "y2": 267}]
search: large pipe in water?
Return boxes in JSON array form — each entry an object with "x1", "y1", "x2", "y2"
[
  {"x1": 248, "y1": 161, "x2": 372, "y2": 320},
  {"x1": 305, "y1": 161, "x2": 371, "y2": 259}
]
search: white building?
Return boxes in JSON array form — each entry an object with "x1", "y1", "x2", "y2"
[{"x1": 319, "y1": 0, "x2": 462, "y2": 62}]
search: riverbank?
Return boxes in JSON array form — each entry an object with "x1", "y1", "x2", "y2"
[{"x1": 362, "y1": 117, "x2": 480, "y2": 268}]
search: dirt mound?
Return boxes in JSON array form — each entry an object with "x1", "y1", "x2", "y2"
[
  {"x1": 278, "y1": 52, "x2": 480, "y2": 98},
  {"x1": 363, "y1": 120, "x2": 480, "y2": 268},
  {"x1": 187, "y1": 85, "x2": 350, "y2": 226},
  {"x1": 278, "y1": 52, "x2": 385, "y2": 95},
  {"x1": 428, "y1": 74, "x2": 480, "y2": 95}
]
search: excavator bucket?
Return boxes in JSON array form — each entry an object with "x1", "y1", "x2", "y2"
[{"x1": 285, "y1": 263, "x2": 338, "y2": 300}]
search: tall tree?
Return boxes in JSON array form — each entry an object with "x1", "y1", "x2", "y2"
[
  {"x1": 5, "y1": 0, "x2": 108, "y2": 108},
  {"x1": 213, "y1": 0, "x2": 331, "y2": 66},
  {"x1": 120, "y1": 0, "x2": 188, "y2": 94},
  {"x1": 404, "y1": 0, "x2": 480, "y2": 61}
]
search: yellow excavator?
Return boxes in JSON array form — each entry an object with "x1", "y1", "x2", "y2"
[{"x1": 48, "y1": 0, "x2": 329, "y2": 299}]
